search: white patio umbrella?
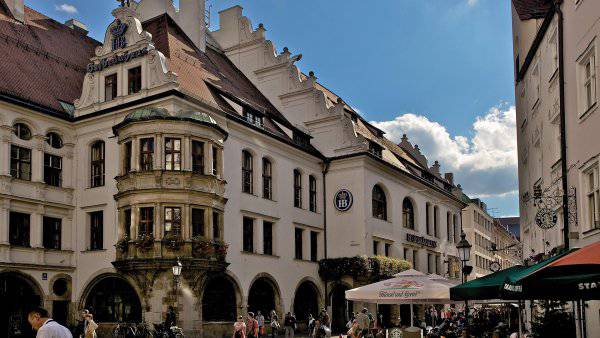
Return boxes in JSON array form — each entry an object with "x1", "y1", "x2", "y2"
[{"x1": 345, "y1": 269, "x2": 455, "y2": 327}]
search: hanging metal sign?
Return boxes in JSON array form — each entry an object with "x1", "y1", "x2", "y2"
[
  {"x1": 535, "y1": 207, "x2": 558, "y2": 230},
  {"x1": 334, "y1": 189, "x2": 353, "y2": 212}
]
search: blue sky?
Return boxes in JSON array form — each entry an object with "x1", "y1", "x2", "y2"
[{"x1": 29, "y1": 0, "x2": 518, "y2": 216}]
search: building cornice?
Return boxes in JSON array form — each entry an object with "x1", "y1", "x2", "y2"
[{"x1": 516, "y1": 7, "x2": 556, "y2": 82}]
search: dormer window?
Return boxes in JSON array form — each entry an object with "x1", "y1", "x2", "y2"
[
  {"x1": 128, "y1": 66, "x2": 142, "y2": 94},
  {"x1": 243, "y1": 109, "x2": 263, "y2": 127},
  {"x1": 369, "y1": 141, "x2": 383, "y2": 158},
  {"x1": 293, "y1": 131, "x2": 310, "y2": 148},
  {"x1": 105, "y1": 74, "x2": 118, "y2": 102}
]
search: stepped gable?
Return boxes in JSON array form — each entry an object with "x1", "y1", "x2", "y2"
[{"x1": 0, "y1": 4, "x2": 100, "y2": 116}]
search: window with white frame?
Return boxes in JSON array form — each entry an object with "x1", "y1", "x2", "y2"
[
  {"x1": 579, "y1": 42, "x2": 597, "y2": 115},
  {"x1": 585, "y1": 164, "x2": 600, "y2": 230}
]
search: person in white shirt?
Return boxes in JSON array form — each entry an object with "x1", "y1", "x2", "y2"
[{"x1": 28, "y1": 307, "x2": 73, "y2": 338}]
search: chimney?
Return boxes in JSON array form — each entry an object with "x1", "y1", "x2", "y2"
[
  {"x1": 65, "y1": 18, "x2": 88, "y2": 35},
  {"x1": 4, "y1": 0, "x2": 24, "y2": 23},
  {"x1": 179, "y1": 0, "x2": 206, "y2": 52}
]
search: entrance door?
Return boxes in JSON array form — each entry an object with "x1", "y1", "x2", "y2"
[
  {"x1": 52, "y1": 301, "x2": 69, "y2": 327},
  {"x1": 0, "y1": 273, "x2": 42, "y2": 338},
  {"x1": 330, "y1": 285, "x2": 352, "y2": 334}
]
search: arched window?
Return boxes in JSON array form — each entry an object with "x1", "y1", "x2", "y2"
[
  {"x1": 262, "y1": 158, "x2": 272, "y2": 199},
  {"x1": 84, "y1": 276, "x2": 142, "y2": 323},
  {"x1": 309, "y1": 175, "x2": 317, "y2": 212},
  {"x1": 13, "y1": 123, "x2": 32, "y2": 140},
  {"x1": 90, "y1": 141, "x2": 105, "y2": 187},
  {"x1": 46, "y1": 132, "x2": 63, "y2": 149},
  {"x1": 203, "y1": 276, "x2": 237, "y2": 322},
  {"x1": 294, "y1": 169, "x2": 302, "y2": 208},
  {"x1": 372, "y1": 185, "x2": 387, "y2": 220},
  {"x1": 402, "y1": 198, "x2": 415, "y2": 229},
  {"x1": 242, "y1": 150, "x2": 253, "y2": 194}
]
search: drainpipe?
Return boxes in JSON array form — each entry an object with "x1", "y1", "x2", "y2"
[
  {"x1": 321, "y1": 160, "x2": 330, "y2": 306},
  {"x1": 555, "y1": 0, "x2": 570, "y2": 250}
]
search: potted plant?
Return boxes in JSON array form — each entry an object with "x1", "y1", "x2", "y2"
[
  {"x1": 162, "y1": 232, "x2": 183, "y2": 250},
  {"x1": 115, "y1": 235, "x2": 130, "y2": 253},
  {"x1": 135, "y1": 233, "x2": 155, "y2": 251}
]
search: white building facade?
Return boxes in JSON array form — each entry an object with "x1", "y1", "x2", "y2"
[{"x1": 0, "y1": 1, "x2": 466, "y2": 337}]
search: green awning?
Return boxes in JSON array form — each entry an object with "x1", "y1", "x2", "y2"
[{"x1": 450, "y1": 265, "x2": 527, "y2": 301}]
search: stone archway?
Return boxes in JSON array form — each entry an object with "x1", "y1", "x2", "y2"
[
  {"x1": 202, "y1": 275, "x2": 238, "y2": 322},
  {"x1": 247, "y1": 276, "x2": 281, "y2": 318},
  {"x1": 293, "y1": 280, "x2": 320, "y2": 323},
  {"x1": 330, "y1": 284, "x2": 352, "y2": 334},
  {"x1": 0, "y1": 271, "x2": 43, "y2": 338},
  {"x1": 82, "y1": 274, "x2": 142, "y2": 323}
]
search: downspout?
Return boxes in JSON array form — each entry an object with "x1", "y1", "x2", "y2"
[
  {"x1": 321, "y1": 160, "x2": 330, "y2": 306},
  {"x1": 555, "y1": 0, "x2": 570, "y2": 250}
]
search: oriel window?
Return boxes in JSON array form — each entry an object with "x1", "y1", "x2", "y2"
[
  {"x1": 10, "y1": 145, "x2": 31, "y2": 181},
  {"x1": 124, "y1": 209, "x2": 132, "y2": 239},
  {"x1": 212, "y1": 211, "x2": 220, "y2": 239},
  {"x1": 104, "y1": 74, "x2": 117, "y2": 102},
  {"x1": 89, "y1": 211, "x2": 103, "y2": 250},
  {"x1": 294, "y1": 170, "x2": 302, "y2": 208},
  {"x1": 242, "y1": 150, "x2": 253, "y2": 194},
  {"x1": 9, "y1": 212, "x2": 30, "y2": 247},
  {"x1": 139, "y1": 138, "x2": 154, "y2": 171},
  {"x1": 44, "y1": 153, "x2": 62, "y2": 187},
  {"x1": 123, "y1": 141, "x2": 132, "y2": 173},
  {"x1": 139, "y1": 207, "x2": 154, "y2": 237},
  {"x1": 262, "y1": 158, "x2": 272, "y2": 199},
  {"x1": 43, "y1": 216, "x2": 61, "y2": 250},
  {"x1": 212, "y1": 146, "x2": 219, "y2": 176},
  {"x1": 164, "y1": 207, "x2": 182, "y2": 236},
  {"x1": 127, "y1": 66, "x2": 142, "y2": 95},
  {"x1": 192, "y1": 140, "x2": 204, "y2": 174},
  {"x1": 90, "y1": 141, "x2": 105, "y2": 187},
  {"x1": 192, "y1": 208, "x2": 205, "y2": 237},
  {"x1": 164, "y1": 138, "x2": 181, "y2": 171}
]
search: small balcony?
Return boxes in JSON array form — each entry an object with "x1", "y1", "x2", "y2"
[{"x1": 115, "y1": 170, "x2": 226, "y2": 197}]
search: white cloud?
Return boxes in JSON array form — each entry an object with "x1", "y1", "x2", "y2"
[
  {"x1": 55, "y1": 4, "x2": 78, "y2": 14},
  {"x1": 467, "y1": 0, "x2": 479, "y2": 6},
  {"x1": 371, "y1": 105, "x2": 517, "y2": 198}
]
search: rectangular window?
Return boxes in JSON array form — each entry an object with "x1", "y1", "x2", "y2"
[
  {"x1": 139, "y1": 207, "x2": 154, "y2": 237},
  {"x1": 309, "y1": 175, "x2": 317, "y2": 212},
  {"x1": 310, "y1": 231, "x2": 318, "y2": 262},
  {"x1": 139, "y1": 138, "x2": 154, "y2": 171},
  {"x1": 10, "y1": 145, "x2": 31, "y2": 180},
  {"x1": 104, "y1": 74, "x2": 117, "y2": 102},
  {"x1": 192, "y1": 208, "x2": 205, "y2": 237},
  {"x1": 242, "y1": 151, "x2": 253, "y2": 193},
  {"x1": 165, "y1": 138, "x2": 181, "y2": 171},
  {"x1": 262, "y1": 158, "x2": 272, "y2": 199},
  {"x1": 128, "y1": 66, "x2": 142, "y2": 94},
  {"x1": 426, "y1": 203, "x2": 431, "y2": 235},
  {"x1": 295, "y1": 228, "x2": 303, "y2": 260},
  {"x1": 373, "y1": 240, "x2": 379, "y2": 255},
  {"x1": 412, "y1": 250, "x2": 418, "y2": 270},
  {"x1": 212, "y1": 211, "x2": 220, "y2": 239},
  {"x1": 385, "y1": 243, "x2": 391, "y2": 257},
  {"x1": 43, "y1": 153, "x2": 62, "y2": 187},
  {"x1": 433, "y1": 207, "x2": 439, "y2": 238},
  {"x1": 124, "y1": 209, "x2": 132, "y2": 239},
  {"x1": 212, "y1": 146, "x2": 219, "y2": 176},
  {"x1": 581, "y1": 49, "x2": 597, "y2": 113},
  {"x1": 435, "y1": 255, "x2": 441, "y2": 274},
  {"x1": 263, "y1": 221, "x2": 273, "y2": 256},
  {"x1": 243, "y1": 217, "x2": 254, "y2": 253},
  {"x1": 123, "y1": 141, "x2": 132, "y2": 173},
  {"x1": 243, "y1": 110, "x2": 263, "y2": 127},
  {"x1": 404, "y1": 248, "x2": 409, "y2": 260},
  {"x1": 294, "y1": 170, "x2": 302, "y2": 208},
  {"x1": 43, "y1": 216, "x2": 61, "y2": 250},
  {"x1": 89, "y1": 211, "x2": 103, "y2": 250},
  {"x1": 586, "y1": 167, "x2": 600, "y2": 229},
  {"x1": 447, "y1": 212, "x2": 452, "y2": 242},
  {"x1": 9, "y1": 211, "x2": 30, "y2": 247},
  {"x1": 90, "y1": 142, "x2": 105, "y2": 187},
  {"x1": 427, "y1": 253, "x2": 433, "y2": 274},
  {"x1": 192, "y1": 140, "x2": 204, "y2": 174},
  {"x1": 164, "y1": 207, "x2": 182, "y2": 236}
]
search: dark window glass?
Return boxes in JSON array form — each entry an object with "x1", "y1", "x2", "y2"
[
  {"x1": 124, "y1": 209, "x2": 131, "y2": 239},
  {"x1": 13, "y1": 123, "x2": 31, "y2": 140},
  {"x1": 294, "y1": 170, "x2": 302, "y2": 208},
  {"x1": 164, "y1": 207, "x2": 181, "y2": 236},
  {"x1": 46, "y1": 132, "x2": 63, "y2": 148},
  {"x1": 90, "y1": 141, "x2": 105, "y2": 187},
  {"x1": 9, "y1": 212, "x2": 30, "y2": 247},
  {"x1": 10, "y1": 145, "x2": 31, "y2": 180},
  {"x1": 427, "y1": 253, "x2": 433, "y2": 273},
  {"x1": 295, "y1": 228, "x2": 303, "y2": 260},
  {"x1": 402, "y1": 198, "x2": 415, "y2": 229},
  {"x1": 262, "y1": 158, "x2": 272, "y2": 199},
  {"x1": 426, "y1": 203, "x2": 431, "y2": 235},
  {"x1": 127, "y1": 66, "x2": 142, "y2": 94},
  {"x1": 44, "y1": 153, "x2": 62, "y2": 187},
  {"x1": 164, "y1": 138, "x2": 181, "y2": 171},
  {"x1": 412, "y1": 250, "x2": 418, "y2": 269},
  {"x1": 139, "y1": 138, "x2": 154, "y2": 171},
  {"x1": 369, "y1": 141, "x2": 383, "y2": 158},
  {"x1": 263, "y1": 221, "x2": 273, "y2": 255},
  {"x1": 293, "y1": 131, "x2": 310, "y2": 148},
  {"x1": 43, "y1": 217, "x2": 61, "y2": 250},
  {"x1": 212, "y1": 146, "x2": 219, "y2": 176},
  {"x1": 243, "y1": 217, "x2": 254, "y2": 253},
  {"x1": 385, "y1": 243, "x2": 391, "y2": 257},
  {"x1": 104, "y1": 74, "x2": 117, "y2": 101},
  {"x1": 123, "y1": 141, "x2": 132, "y2": 173},
  {"x1": 84, "y1": 277, "x2": 142, "y2": 323},
  {"x1": 433, "y1": 206, "x2": 439, "y2": 238},
  {"x1": 89, "y1": 211, "x2": 103, "y2": 250},
  {"x1": 310, "y1": 231, "x2": 318, "y2": 262},
  {"x1": 242, "y1": 150, "x2": 253, "y2": 193},
  {"x1": 212, "y1": 211, "x2": 220, "y2": 239},
  {"x1": 192, "y1": 208, "x2": 205, "y2": 237},
  {"x1": 192, "y1": 140, "x2": 204, "y2": 174},
  {"x1": 373, "y1": 240, "x2": 379, "y2": 255},
  {"x1": 372, "y1": 185, "x2": 387, "y2": 220},
  {"x1": 309, "y1": 175, "x2": 317, "y2": 212},
  {"x1": 243, "y1": 110, "x2": 263, "y2": 127},
  {"x1": 202, "y1": 276, "x2": 237, "y2": 322},
  {"x1": 139, "y1": 207, "x2": 154, "y2": 237},
  {"x1": 447, "y1": 212, "x2": 452, "y2": 241}
]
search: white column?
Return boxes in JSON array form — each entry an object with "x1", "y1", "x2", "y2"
[
  {"x1": 63, "y1": 146, "x2": 74, "y2": 188},
  {"x1": 132, "y1": 136, "x2": 140, "y2": 172},
  {"x1": 31, "y1": 137, "x2": 44, "y2": 182},
  {"x1": 155, "y1": 134, "x2": 163, "y2": 170},
  {"x1": 30, "y1": 209, "x2": 43, "y2": 248},
  {"x1": 182, "y1": 205, "x2": 190, "y2": 239},
  {"x1": 256, "y1": 219, "x2": 264, "y2": 254},
  {"x1": 0, "y1": 130, "x2": 11, "y2": 176},
  {"x1": 205, "y1": 142, "x2": 213, "y2": 176},
  {"x1": 0, "y1": 199, "x2": 10, "y2": 244},
  {"x1": 182, "y1": 136, "x2": 191, "y2": 171},
  {"x1": 302, "y1": 228, "x2": 310, "y2": 260},
  {"x1": 62, "y1": 215, "x2": 73, "y2": 251}
]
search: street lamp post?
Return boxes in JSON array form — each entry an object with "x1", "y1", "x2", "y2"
[
  {"x1": 456, "y1": 231, "x2": 472, "y2": 329},
  {"x1": 172, "y1": 257, "x2": 183, "y2": 325}
]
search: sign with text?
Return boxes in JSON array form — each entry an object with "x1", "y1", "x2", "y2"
[
  {"x1": 334, "y1": 189, "x2": 353, "y2": 212},
  {"x1": 406, "y1": 233, "x2": 437, "y2": 248},
  {"x1": 87, "y1": 47, "x2": 148, "y2": 73}
]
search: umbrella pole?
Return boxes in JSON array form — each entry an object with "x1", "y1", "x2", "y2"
[
  {"x1": 518, "y1": 300, "x2": 523, "y2": 338},
  {"x1": 410, "y1": 304, "x2": 414, "y2": 327}
]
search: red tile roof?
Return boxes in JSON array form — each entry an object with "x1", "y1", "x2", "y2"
[
  {"x1": 0, "y1": 4, "x2": 100, "y2": 116},
  {"x1": 512, "y1": 0, "x2": 553, "y2": 21}
]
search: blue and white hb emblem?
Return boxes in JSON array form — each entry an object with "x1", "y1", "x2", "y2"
[{"x1": 334, "y1": 189, "x2": 353, "y2": 212}]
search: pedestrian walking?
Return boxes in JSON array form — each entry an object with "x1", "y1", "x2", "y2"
[
  {"x1": 269, "y1": 310, "x2": 280, "y2": 338},
  {"x1": 356, "y1": 308, "x2": 370, "y2": 337},
  {"x1": 233, "y1": 315, "x2": 247, "y2": 338},
  {"x1": 247, "y1": 312, "x2": 260, "y2": 338},
  {"x1": 283, "y1": 312, "x2": 296, "y2": 338},
  {"x1": 82, "y1": 312, "x2": 97, "y2": 338},
  {"x1": 256, "y1": 311, "x2": 265, "y2": 338},
  {"x1": 28, "y1": 307, "x2": 73, "y2": 338}
]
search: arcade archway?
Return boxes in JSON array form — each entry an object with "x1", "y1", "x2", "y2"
[
  {"x1": 247, "y1": 276, "x2": 280, "y2": 317},
  {"x1": 202, "y1": 275, "x2": 238, "y2": 322},
  {"x1": 83, "y1": 275, "x2": 142, "y2": 323},
  {"x1": 0, "y1": 272, "x2": 42, "y2": 338},
  {"x1": 293, "y1": 281, "x2": 320, "y2": 322},
  {"x1": 330, "y1": 284, "x2": 352, "y2": 333}
]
